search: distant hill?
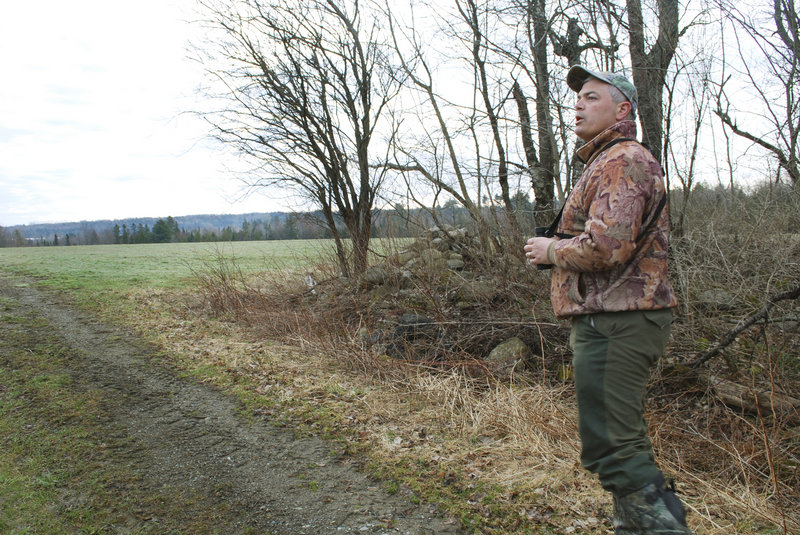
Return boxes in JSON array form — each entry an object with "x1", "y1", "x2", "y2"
[{"x1": 7, "y1": 212, "x2": 286, "y2": 240}]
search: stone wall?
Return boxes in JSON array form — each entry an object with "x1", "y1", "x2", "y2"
[{"x1": 356, "y1": 225, "x2": 540, "y2": 379}]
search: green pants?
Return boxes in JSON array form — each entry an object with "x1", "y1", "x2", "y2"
[{"x1": 570, "y1": 309, "x2": 673, "y2": 496}]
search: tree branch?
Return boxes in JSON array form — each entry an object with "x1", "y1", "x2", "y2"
[{"x1": 689, "y1": 280, "x2": 800, "y2": 368}]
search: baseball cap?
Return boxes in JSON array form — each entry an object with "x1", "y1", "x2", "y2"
[{"x1": 567, "y1": 66, "x2": 638, "y2": 113}]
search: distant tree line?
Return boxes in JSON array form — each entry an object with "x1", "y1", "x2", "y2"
[
  {"x1": 0, "y1": 203, "x2": 510, "y2": 248},
  {"x1": 4, "y1": 183, "x2": 798, "y2": 250},
  {"x1": 1, "y1": 213, "x2": 322, "y2": 248}
]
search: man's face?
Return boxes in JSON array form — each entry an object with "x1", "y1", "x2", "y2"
[{"x1": 574, "y1": 78, "x2": 630, "y2": 142}]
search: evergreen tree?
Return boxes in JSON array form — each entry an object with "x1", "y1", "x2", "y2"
[
  {"x1": 283, "y1": 215, "x2": 297, "y2": 240},
  {"x1": 152, "y1": 219, "x2": 173, "y2": 243},
  {"x1": 167, "y1": 216, "x2": 180, "y2": 237},
  {"x1": 88, "y1": 229, "x2": 101, "y2": 245},
  {"x1": 221, "y1": 226, "x2": 234, "y2": 242}
]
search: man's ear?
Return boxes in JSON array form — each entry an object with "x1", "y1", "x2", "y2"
[{"x1": 616, "y1": 101, "x2": 632, "y2": 120}]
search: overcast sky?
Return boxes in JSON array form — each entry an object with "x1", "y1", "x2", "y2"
[{"x1": 0, "y1": 0, "x2": 281, "y2": 227}]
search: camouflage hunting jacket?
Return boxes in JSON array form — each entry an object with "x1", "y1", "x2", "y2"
[{"x1": 548, "y1": 120, "x2": 679, "y2": 319}]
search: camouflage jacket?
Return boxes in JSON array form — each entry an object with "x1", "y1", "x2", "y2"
[{"x1": 548, "y1": 120, "x2": 678, "y2": 319}]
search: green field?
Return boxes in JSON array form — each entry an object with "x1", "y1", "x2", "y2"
[
  {"x1": 0, "y1": 240, "x2": 337, "y2": 290},
  {"x1": 0, "y1": 240, "x2": 343, "y2": 317}
]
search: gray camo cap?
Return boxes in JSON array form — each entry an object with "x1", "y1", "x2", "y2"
[{"x1": 567, "y1": 66, "x2": 638, "y2": 113}]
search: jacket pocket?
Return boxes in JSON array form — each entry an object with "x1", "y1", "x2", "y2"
[
  {"x1": 642, "y1": 309, "x2": 673, "y2": 331},
  {"x1": 567, "y1": 272, "x2": 587, "y2": 305}
]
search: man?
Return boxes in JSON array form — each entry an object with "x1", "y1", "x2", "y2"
[{"x1": 524, "y1": 66, "x2": 691, "y2": 535}]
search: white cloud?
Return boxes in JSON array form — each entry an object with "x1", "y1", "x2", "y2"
[{"x1": 0, "y1": 0, "x2": 278, "y2": 226}]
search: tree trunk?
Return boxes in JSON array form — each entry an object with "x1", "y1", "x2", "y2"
[
  {"x1": 460, "y1": 0, "x2": 523, "y2": 242},
  {"x1": 348, "y1": 204, "x2": 372, "y2": 275},
  {"x1": 512, "y1": 81, "x2": 554, "y2": 227},
  {"x1": 514, "y1": 0, "x2": 558, "y2": 226},
  {"x1": 531, "y1": 0, "x2": 558, "y2": 225},
  {"x1": 626, "y1": 0, "x2": 679, "y2": 164}
]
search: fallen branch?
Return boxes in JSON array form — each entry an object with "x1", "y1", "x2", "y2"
[
  {"x1": 689, "y1": 281, "x2": 800, "y2": 368},
  {"x1": 703, "y1": 374, "x2": 800, "y2": 421}
]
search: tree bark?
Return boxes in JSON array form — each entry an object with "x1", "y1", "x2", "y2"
[
  {"x1": 512, "y1": 81, "x2": 554, "y2": 227},
  {"x1": 626, "y1": 0, "x2": 680, "y2": 164}
]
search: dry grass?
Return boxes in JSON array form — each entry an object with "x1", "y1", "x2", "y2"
[
  {"x1": 124, "y1": 183, "x2": 800, "y2": 534},
  {"x1": 665, "y1": 183, "x2": 800, "y2": 533}
]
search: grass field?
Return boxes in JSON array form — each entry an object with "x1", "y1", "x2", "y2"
[
  {"x1": 0, "y1": 240, "x2": 334, "y2": 292},
  {"x1": 0, "y1": 240, "x2": 343, "y2": 318}
]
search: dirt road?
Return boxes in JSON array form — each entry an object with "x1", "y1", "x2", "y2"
[{"x1": 0, "y1": 274, "x2": 463, "y2": 534}]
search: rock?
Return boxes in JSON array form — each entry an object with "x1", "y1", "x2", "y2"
[
  {"x1": 403, "y1": 256, "x2": 423, "y2": 270},
  {"x1": 424, "y1": 224, "x2": 455, "y2": 239},
  {"x1": 446, "y1": 258, "x2": 465, "y2": 270},
  {"x1": 395, "y1": 289, "x2": 430, "y2": 308},
  {"x1": 396, "y1": 249, "x2": 416, "y2": 265},
  {"x1": 356, "y1": 327, "x2": 381, "y2": 345},
  {"x1": 369, "y1": 285, "x2": 398, "y2": 308},
  {"x1": 362, "y1": 265, "x2": 391, "y2": 287},
  {"x1": 455, "y1": 279, "x2": 495, "y2": 302},
  {"x1": 449, "y1": 227, "x2": 468, "y2": 240},
  {"x1": 486, "y1": 337, "x2": 532, "y2": 379},
  {"x1": 394, "y1": 314, "x2": 437, "y2": 340},
  {"x1": 420, "y1": 248, "x2": 445, "y2": 264},
  {"x1": 431, "y1": 237, "x2": 450, "y2": 252},
  {"x1": 383, "y1": 314, "x2": 447, "y2": 361}
]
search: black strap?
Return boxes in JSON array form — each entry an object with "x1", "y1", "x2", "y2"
[{"x1": 543, "y1": 138, "x2": 666, "y2": 242}]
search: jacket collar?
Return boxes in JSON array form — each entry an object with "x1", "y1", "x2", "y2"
[{"x1": 576, "y1": 120, "x2": 638, "y2": 165}]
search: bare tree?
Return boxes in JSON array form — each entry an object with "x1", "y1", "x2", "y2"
[
  {"x1": 509, "y1": 0, "x2": 559, "y2": 226},
  {"x1": 196, "y1": 0, "x2": 399, "y2": 276},
  {"x1": 665, "y1": 55, "x2": 713, "y2": 237},
  {"x1": 551, "y1": 0, "x2": 684, "y2": 171},
  {"x1": 456, "y1": 0, "x2": 523, "y2": 241},
  {"x1": 382, "y1": 0, "x2": 510, "y2": 254},
  {"x1": 626, "y1": 0, "x2": 681, "y2": 164},
  {"x1": 713, "y1": 0, "x2": 800, "y2": 186}
]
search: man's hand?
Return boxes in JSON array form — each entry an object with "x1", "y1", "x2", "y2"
[{"x1": 524, "y1": 236, "x2": 558, "y2": 266}]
